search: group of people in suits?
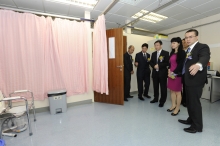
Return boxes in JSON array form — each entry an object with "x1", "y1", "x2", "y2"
[{"x1": 123, "y1": 29, "x2": 210, "y2": 134}]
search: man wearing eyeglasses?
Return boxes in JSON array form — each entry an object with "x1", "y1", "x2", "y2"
[{"x1": 178, "y1": 29, "x2": 210, "y2": 133}]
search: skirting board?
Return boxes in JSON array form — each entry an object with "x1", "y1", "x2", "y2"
[{"x1": 35, "y1": 99, "x2": 93, "y2": 113}]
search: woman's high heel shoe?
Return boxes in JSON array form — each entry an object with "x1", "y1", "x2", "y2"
[
  {"x1": 167, "y1": 107, "x2": 176, "y2": 112},
  {"x1": 171, "y1": 110, "x2": 180, "y2": 116}
]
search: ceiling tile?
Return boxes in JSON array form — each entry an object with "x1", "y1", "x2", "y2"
[
  {"x1": 193, "y1": 0, "x2": 220, "y2": 13},
  {"x1": 202, "y1": 7, "x2": 220, "y2": 17},
  {"x1": 179, "y1": 0, "x2": 213, "y2": 9},
  {"x1": 132, "y1": 20, "x2": 153, "y2": 28},
  {"x1": 108, "y1": 2, "x2": 124, "y2": 13},
  {"x1": 13, "y1": 0, "x2": 44, "y2": 12},
  {"x1": 144, "y1": 0, "x2": 161, "y2": 11},
  {"x1": 44, "y1": 1, "x2": 70, "y2": 15},
  {"x1": 106, "y1": 14, "x2": 133, "y2": 26},
  {"x1": 68, "y1": 5, "x2": 90, "y2": 18},
  {"x1": 171, "y1": 10, "x2": 199, "y2": 20},
  {"x1": 165, "y1": 21, "x2": 184, "y2": 29},
  {"x1": 157, "y1": 5, "x2": 188, "y2": 17},
  {"x1": 94, "y1": 0, "x2": 113, "y2": 11},
  {"x1": 156, "y1": 18, "x2": 179, "y2": 26},
  {"x1": 115, "y1": 4, "x2": 142, "y2": 17},
  {"x1": 134, "y1": 0, "x2": 156, "y2": 9},
  {"x1": 159, "y1": 0, "x2": 172, "y2": 5},
  {"x1": 90, "y1": 10, "x2": 102, "y2": 20},
  {"x1": 105, "y1": 21, "x2": 119, "y2": 29},
  {"x1": 144, "y1": 0, "x2": 175, "y2": 12},
  {"x1": 0, "y1": 0, "x2": 16, "y2": 7},
  {"x1": 181, "y1": 14, "x2": 206, "y2": 23}
]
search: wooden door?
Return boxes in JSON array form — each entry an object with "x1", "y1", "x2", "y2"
[{"x1": 94, "y1": 28, "x2": 124, "y2": 105}]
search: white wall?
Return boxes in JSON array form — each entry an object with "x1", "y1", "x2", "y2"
[
  {"x1": 123, "y1": 33, "x2": 154, "y2": 92},
  {"x1": 160, "y1": 13, "x2": 220, "y2": 71}
]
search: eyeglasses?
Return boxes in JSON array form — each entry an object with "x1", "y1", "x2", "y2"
[{"x1": 185, "y1": 36, "x2": 197, "y2": 40}]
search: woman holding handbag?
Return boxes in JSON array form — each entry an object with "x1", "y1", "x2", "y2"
[{"x1": 167, "y1": 37, "x2": 186, "y2": 116}]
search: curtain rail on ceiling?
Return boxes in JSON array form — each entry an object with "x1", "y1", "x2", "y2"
[{"x1": 0, "y1": 6, "x2": 95, "y2": 22}]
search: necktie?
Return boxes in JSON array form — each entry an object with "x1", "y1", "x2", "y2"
[
  {"x1": 182, "y1": 47, "x2": 191, "y2": 75},
  {"x1": 130, "y1": 55, "x2": 132, "y2": 61},
  {"x1": 157, "y1": 51, "x2": 160, "y2": 63},
  {"x1": 143, "y1": 53, "x2": 146, "y2": 59}
]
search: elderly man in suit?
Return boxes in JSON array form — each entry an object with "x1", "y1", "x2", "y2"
[
  {"x1": 124, "y1": 45, "x2": 135, "y2": 101},
  {"x1": 178, "y1": 29, "x2": 210, "y2": 133}
]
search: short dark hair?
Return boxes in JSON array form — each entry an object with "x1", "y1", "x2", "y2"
[
  {"x1": 142, "y1": 43, "x2": 148, "y2": 48},
  {"x1": 186, "y1": 29, "x2": 199, "y2": 36},
  {"x1": 154, "y1": 40, "x2": 162, "y2": 45},
  {"x1": 182, "y1": 38, "x2": 185, "y2": 41}
]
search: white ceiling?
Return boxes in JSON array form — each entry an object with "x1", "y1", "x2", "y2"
[{"x1": 0, "y1": 0, "x2": 220, "y2": 33}]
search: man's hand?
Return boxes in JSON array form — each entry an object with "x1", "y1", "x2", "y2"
[
  {"x1": 154, "y1": 64, "x2": 159, "y2": 70},
  {"x1": 135, "y1": 62, "x2": 138, "y2": 67},
  {"x1": 131, "y1": 71, "x2": 134, "y2": 74},
  {"x1": 189, "y1": 64, "x2": 200, "y2": 76}
]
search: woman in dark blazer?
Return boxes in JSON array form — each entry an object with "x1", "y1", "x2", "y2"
[{"x1": 167, "y1": 37, "x2": 186, "y2": 116}]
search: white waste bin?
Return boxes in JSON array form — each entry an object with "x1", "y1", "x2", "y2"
[{"x1": 47, "y1": 89, "x2": 67, "y2": 115}]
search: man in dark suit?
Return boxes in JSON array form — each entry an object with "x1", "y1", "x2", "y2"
[
  {"x1": 134, "y1": 43, "x2": 151, "y2": 101},
  {"x1": 178, "y1": 29, "x2": 210, "y2": 133},
  {"x1": 150, "y1": 40, "x2": 169, "y2": 107},
  {"x1": 181, "y1": 38, "x2": 188, "y2": 107},
  {"x1": 124, "y1": 45, "x2": 135, "y2": 101}
]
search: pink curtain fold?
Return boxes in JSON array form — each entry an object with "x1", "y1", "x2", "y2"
[
  {"x1": 93, "y1": 15, "x2": 109, "y2": 95},
  {"x1": 0, "y1": 10, "x2": 89, "y2": 100},
  {"x1": 0, "y1": 10, "x2": 46, "y2": 100}
]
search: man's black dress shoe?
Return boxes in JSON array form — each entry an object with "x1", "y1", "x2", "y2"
[
  {"x1": 150, "y1": 99, "x2": 158, "y2": 103},
  {"x1": 171, "y1": 110, "x2": 180, "y2": 116},
  {"x1": 143, "y1": 95, "x2": 151, "y2": 98},
  {"x1": 124, "y1": 98, "x2": 128, "y2": 101},
  {"x1": 184, "y1": 127, "x2": 202, "y2": 133},
  {"x1": 128, "y1": 95, "x2": 133, "y2": 98},
  {"x1": 138, "y1": 97, "x2": 145, "y2": 101},
  {"x1": 167, "y1": 107, "x2": 176, "y2": 112},
  {"x1": 178, "y1": 119, "x2": 192, "y2": 125},
  {"x1": 159, "y1": 103, "x2": 164, "y2": 107}
]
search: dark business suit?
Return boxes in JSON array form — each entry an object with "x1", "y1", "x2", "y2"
[
  {"x1": 150, "y1": 50, "x2": 169, "y2": 104},
  {"x1": 184, "y1": 42, "x2": 210, "y2": 131},
  {"x1": 124, "y1": 52, "x2": 133, "y2": 98},
  {"x1": 135, "y1": 52, "x2": 151, "y2": 97},
  {"x1": 181, "y1": 50, "x2": 187, "y2": 106}
]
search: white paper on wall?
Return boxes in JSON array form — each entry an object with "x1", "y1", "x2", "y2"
[{"x1": 109, "y1": 37, "x2": 115, "y2": 59}]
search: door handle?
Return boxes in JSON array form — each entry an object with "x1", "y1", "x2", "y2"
[{"x1": 117, "y1": 65, "x2": 124, "y2": 68}]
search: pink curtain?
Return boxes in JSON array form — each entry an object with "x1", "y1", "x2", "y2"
[
  {"x1": 93, "y1": 15, "x2": 109, "y2": 95},
  {"x1": 0, "y1": 10, "x2": 89, "y2": 100},
  {"x1": 45, "y1": 18, "x2": 89, "y2": 96},
  {"x1": 0, "y1": 10, "x2": 46, "y2": 100}
]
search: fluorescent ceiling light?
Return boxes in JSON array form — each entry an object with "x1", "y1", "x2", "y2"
[
  {"x1": 46, "y1": 0, "x2": 99, "y2": 9},
  {"x1": 132, "y1": 10, "x2": 168, "y2": 23}
]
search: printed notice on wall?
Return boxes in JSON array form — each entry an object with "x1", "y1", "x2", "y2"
[{"x1": 109, "y1": 37, "x2": 115, "y2": 59}]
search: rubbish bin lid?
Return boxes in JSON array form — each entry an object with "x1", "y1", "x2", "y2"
[{"x1": 48, "y1": 89, "x2": 66, "y2": 94}]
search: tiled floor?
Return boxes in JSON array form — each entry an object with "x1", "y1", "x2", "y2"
[{"x1": 3, "y1": 93, "x2": 220, "y2": 146}]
